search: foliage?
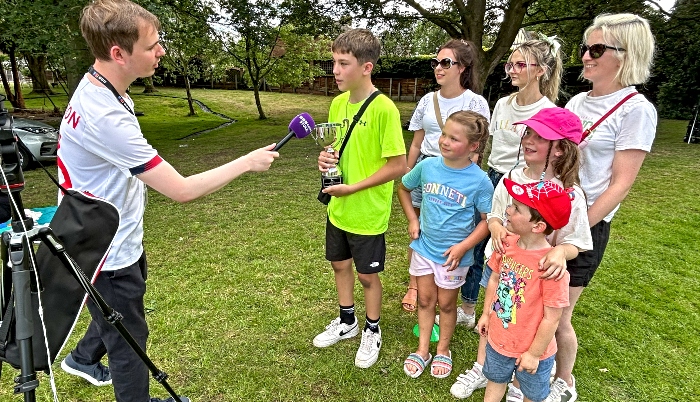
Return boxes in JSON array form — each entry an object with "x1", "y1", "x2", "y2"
[
  {"x1": 2, "y1": 89, "x2": 698, "y2": 402},
  {"x1": 143, "y1": 0, "x2": 222, "y2": 115},
  {"x1": 379, "y1": 19, "x2": 450, "y2": 57},
  {"x1": 216, "y1": 0, "x2": 333, "y2": 119},
  {"x1": 0, "y1": 0, "x2": 84, "y2": 101},
  {"x1": 522, "y1": 0, "x2": 660, "y2": 66},
  {"x1": 653, "y1": 0, "x2": 700, "y2": 119},
  {"x1": 330, "y1": 0, "x2": 537, "y2": 93},
  {"x1": 374, "y1": 56, "x2": 435, "y2": 79},
  {"x1": 264, "y1": 27, "x2": 331, "y2": 90}
]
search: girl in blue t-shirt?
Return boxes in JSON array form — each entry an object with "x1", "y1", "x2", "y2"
[{"x1": 398, "y1": 110, "x2": 494, "y2": 379}]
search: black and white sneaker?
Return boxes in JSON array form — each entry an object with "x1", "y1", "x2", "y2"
[
  {"x1": 313, "y1": 316, "x2": 359, "y2": 347},
  {"x1": 355, "y1": 327, "x2": 381, "y2": 368}
]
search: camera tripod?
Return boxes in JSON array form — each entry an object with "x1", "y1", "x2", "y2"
[{"x1": 0, "y1": 98, "x2": 183, "y2": 402}]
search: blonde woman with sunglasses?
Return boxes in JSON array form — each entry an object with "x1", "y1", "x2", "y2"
[
  {"x1": 547, "y1": 14, "x2": 657, "y2": 402},
  {"x1": 401, "y1": 39, "x2": 490, "y2": 315}
]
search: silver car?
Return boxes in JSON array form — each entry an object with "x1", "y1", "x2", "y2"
[{"x1": 12, "y1": 117, "x2": 59, "y2": 170}]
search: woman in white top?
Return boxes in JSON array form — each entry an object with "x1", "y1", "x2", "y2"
[
  {"x1": 547, "y1": 14, "x2": 657, "y2": 402},
  {"x1": 487, "y1": 37, "x2": 562, "y2": 186},
  {"x1": 402, "y1": 39, "x2": 490, "y2": 314},
  {"x1": 451, "y1": 37, "x2": 577, "y2": 401}
]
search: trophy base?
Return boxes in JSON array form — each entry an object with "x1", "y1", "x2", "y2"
[{"x1": 322, "y1": 175, "x2": 343, "y2": 189}]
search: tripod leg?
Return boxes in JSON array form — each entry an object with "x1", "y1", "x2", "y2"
[
  {"x1": 38, "y1": 228, "x2": 183, "y2": 402},
  {"x1": 7, "y1": 232, "x2": 39, "y2": 401}
]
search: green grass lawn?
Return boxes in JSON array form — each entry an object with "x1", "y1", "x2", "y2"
[{"x1": 1, "y1": 88, "x2": 697, "y2": 401}]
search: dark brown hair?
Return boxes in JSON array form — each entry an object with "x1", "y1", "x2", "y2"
[
  {"x1": 332, "y1": 28, "x2": 381, "y2": 64},
  {"x1": 438, "y1": 39, "x2": 481, "y2": 93}
]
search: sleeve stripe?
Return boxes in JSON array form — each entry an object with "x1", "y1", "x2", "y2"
[{"x1": 129, "y1": 155, "x2": 163, "y2": 176}]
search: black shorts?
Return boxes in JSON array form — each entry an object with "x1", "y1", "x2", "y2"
[
  {"x1": 325, "y1": 217, "x2": 386, "y2": 274},
  {"x1": 567, "y1": 220, "x2": 611, "y2": 287}
]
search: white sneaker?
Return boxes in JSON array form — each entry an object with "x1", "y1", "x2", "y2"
[
  {"x1": 450, "y1": 362, "x2": 487, "y2": 399},
  {"x1": 506, "y1": 383, "x2": 524, "y2": 402},
  {"x1": 545, "y1": 375, "x2": 577, "y2": 402},
  {"x1": 312, "y1": 317, "x2": 358, "y2": 348},
  {"x1": 435, "y1": 307, "x2": 476, "y2": 329},
  {"x1": 354, "y1": 327, "x2": 381, "y2": 368}
]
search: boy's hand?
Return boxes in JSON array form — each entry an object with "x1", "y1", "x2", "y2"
[
  {"x1": 489, "y1": 222, "x2": 514, "y2": 254},
  {"x1": 322, "y1": 183, "x2": 354, "y2": 197},
  {"x1": 516, "y1": 351, "x2": 540, "y2": 374},
  {"x1": 476, "y1": 314, "x2": 489, "y2": 337},
  {"x1": 318, "y1": 150, "x2": 338, "y2": 173},
  {"x1": 407, "y1": 219, "x2": 420, "y2": 240},
  {"x1": 442, "y1": 244, "x2": 466, "y2": 271}
]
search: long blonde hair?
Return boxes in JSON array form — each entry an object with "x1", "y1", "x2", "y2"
[{"x1": 508, "y1": 38, "x2": 563, "y2": 103}]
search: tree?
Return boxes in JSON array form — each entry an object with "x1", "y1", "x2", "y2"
[
  {"x1": 264, "y1": 27, "x2": 331, "y2": 92},
  {"x1": 0, "y1": 0, "x2": 88, "y2": 105},
  {"x1": 379, "y1": 19, "x2": 450, "y2": 57},
  {"x1": 150, "y1": 0, "x2": 219, "y2": 116},
  {"x1": 217, "y1": 0, "x2": 332, "y2": 119},
  {"x1": 333, "y1": 0, "x2": 669, "y2": 94},
  {"x1": 338, "y1": 0, "x2": 536, "y2": 93},
  {"x1": 653, "y1": 0, "x2": 700, "y2": 119}
]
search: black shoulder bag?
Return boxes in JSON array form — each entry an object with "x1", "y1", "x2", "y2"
[{"x1": 318, "y1": 90, "x2": 381, "y2": 205}]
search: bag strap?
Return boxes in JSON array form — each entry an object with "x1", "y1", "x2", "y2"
[
  {"x1": 581, "y1": 91, "x2": 638, "y2": 142},
  {"x1": 337, "y1": 90, "x2": 382, "y2": 159},
  {"x1": 433, "y1": 91, "x2": 444, "y2": 130},
  {"x1": 0, "y1": 291, "x2": 15, "y2": 351}
]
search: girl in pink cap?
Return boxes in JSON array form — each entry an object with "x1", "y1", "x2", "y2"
[{"x1": 451, "y1": 107, "x2": 592, "y2": 401}]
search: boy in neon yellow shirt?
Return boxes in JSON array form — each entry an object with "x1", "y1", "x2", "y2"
[{"x1": 313, "y1": 28, "x2": 406, "y2": 368}]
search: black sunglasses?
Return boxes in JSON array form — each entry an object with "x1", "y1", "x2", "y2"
[
  {"x1": 430, "y1": 57, "x2": 459, "y2": 70},
  {"x1": 579, "y1": 43, "x2": 625, "y2": 59}
]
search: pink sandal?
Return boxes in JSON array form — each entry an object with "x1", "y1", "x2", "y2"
[{"x1": 431, "y1": 351, "x2": 452, "y2": 378}]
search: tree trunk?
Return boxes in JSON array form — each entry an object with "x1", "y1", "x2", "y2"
[
  {"x1": 251, "y1": 78, "x2": 267, "y2": 120},
  {"x1": 26, "y1": 54, "x2": 54, "y2": 95},
  {"x1": 142, "y1": 76, "x2": 157, "y2": 93},
  {"x1": 184, "y1": 75, "x2": 196, "y2": 116},
  {"x1": 0, "y1": 66, "x2": 16, "y2": 105},
  {"x1": 9, "y1": 47, "x2": 25, "y2": 110}
]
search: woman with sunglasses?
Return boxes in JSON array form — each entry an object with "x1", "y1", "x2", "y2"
[
  {"x1": 401, "y1": 39, "x2": 490, "y2": 315},
  {"x1": 546, "y1": 14, "x2": 657, "y2": 402}
]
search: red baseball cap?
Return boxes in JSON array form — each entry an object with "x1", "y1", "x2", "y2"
[
  {"x1": 514, "y1": 107, "x2": 583, "y2": 144},
  {"x1": 503, "y1": 178, "x2": 573, "y2": 230}
]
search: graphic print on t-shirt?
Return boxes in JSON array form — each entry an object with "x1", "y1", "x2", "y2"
[{"x1": 492, "y1": 255, "x2": 532, "y2": 328}]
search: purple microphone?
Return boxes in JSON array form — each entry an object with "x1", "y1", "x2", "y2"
[{"x1": 272, "y1": 112, "x2": 315, "y2": 151}]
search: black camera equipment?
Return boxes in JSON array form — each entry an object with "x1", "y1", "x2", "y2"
[{"x1": 0, "y1": 96, "x2": 184, "y2": 402}]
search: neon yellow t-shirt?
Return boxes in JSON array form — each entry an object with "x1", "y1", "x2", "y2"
[{"x1": 327, "y1": 91, "x2": 406, "y2": 235}]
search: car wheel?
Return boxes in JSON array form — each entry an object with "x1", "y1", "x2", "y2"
[{"x1": 18, "y1": 147, "x2": 32, "y2": 171}]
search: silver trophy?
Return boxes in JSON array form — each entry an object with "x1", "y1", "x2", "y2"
[{"x1": 312, "y1": 121, "x2": 349, "y2": 189}]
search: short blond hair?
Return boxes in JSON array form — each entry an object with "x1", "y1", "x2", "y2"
[
  {"x1": 332, "y1": 29, "x2": 380, "y2": 65},
  {"x1": 80, "y1": 0, "x2": 160, "y2": 61},
  {"x1": 584, "y1": 13, "x2": 655, "y2": 86}
]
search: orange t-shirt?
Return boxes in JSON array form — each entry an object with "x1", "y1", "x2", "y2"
[{"x1": 486, "y1": 235, "x2": 570, "y2": 359}]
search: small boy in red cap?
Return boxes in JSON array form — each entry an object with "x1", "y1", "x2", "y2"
[{"x1": 477, "y1": 179, "x2": 573, "y2": 402}]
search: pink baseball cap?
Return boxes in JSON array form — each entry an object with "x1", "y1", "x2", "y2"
[
  {"x1": 514, "y1": 107, "x2": 583, "y2": 144},
  {"x1": 503, "y1": 178, "x2": 573, "y2": 230}
]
